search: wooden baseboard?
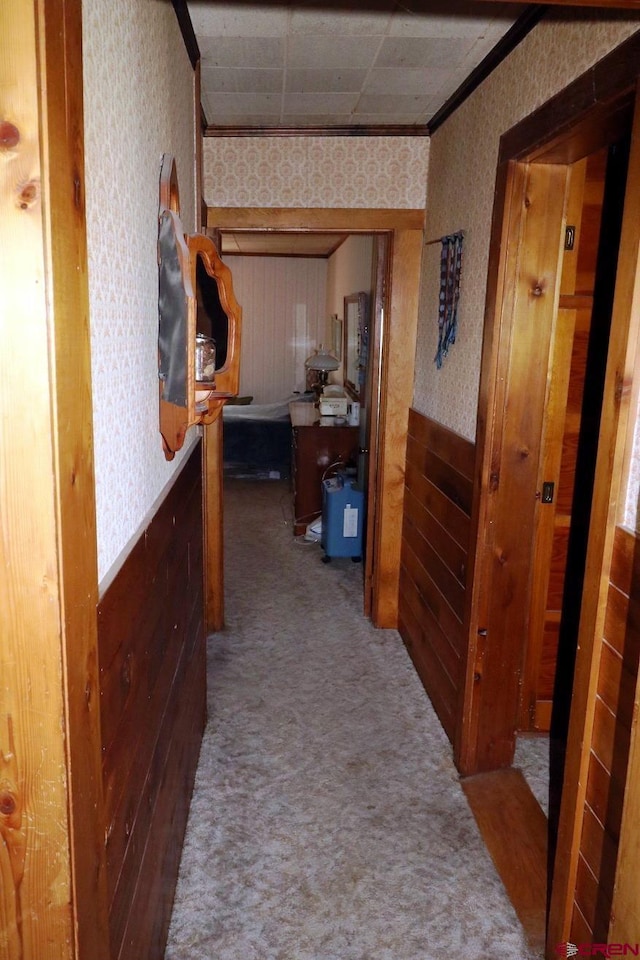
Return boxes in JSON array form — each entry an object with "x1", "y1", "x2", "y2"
[{"x1": 462, "y1": 767, "x2": 548, "y2": 954}]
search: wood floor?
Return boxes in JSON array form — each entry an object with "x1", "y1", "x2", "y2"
[{"x1": 462, "y1": 768, "x2": 548, "y2": 954}]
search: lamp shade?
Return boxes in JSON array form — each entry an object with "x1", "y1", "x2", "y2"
[{"x1": 305, "y1": 345, "x2": 340, "y2": 372}]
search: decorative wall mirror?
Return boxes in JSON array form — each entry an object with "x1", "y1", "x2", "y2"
[
  {"x1": 343, "y1": 291, "x2": 368, "y2": 400},
  {"x1": 158, "y1": 154, "x2": 242, "y2": 460}
]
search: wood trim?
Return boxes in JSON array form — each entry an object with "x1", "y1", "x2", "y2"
[
  {"x1": 195, "y1": 59, "x2": 203, "y2": 232},
  {"x1": 372, "y1": 229, "x2": 423, "y2": 627},
  {"x1": 0, "y1": 0, "x2": 109, "y2": 957},
  {"x1": 207, "y1": 207, "x2": 425, "y2": 232},
  {"x1": 38, "y1": 1, "x2": 111, "y2": 953},
  {"x1": 171, "y1": 0, "x2": 199, "y2": 69},
  {"x1": 548, "y1": 84, "x2": 640, "y2": 953},
  {"x1": 204, "y1": 415, "x2": 225, "y2": 631},
  {"x1": 204, "y1": 124, "x2": 429, "y2": 138},
  {"x1": 462, "y1": 768, "x2": 548, "y2": 953},
  {"x1": 500, "y1": 31, "x2": 640, "y2": 164},
  {"x1": 363, "y1": 235, "x2": 389, "y2": 618}
]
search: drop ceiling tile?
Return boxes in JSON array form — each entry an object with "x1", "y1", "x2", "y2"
[
  {"x1": 364, "y1": 67, "x2": 452, "y2": 96},
  {"x1": 280, "y1": 114, "x2": 357, "y2": 126},
  {"x1": 188, "y1": 2, "x2": 289, "y2": 38},
  {"x1": 198, "y1": 36, "x2": 284, "y2": 68},
  {"x1": 209, "y1": 92, "x2": 283, "y2": 117},
  {"x1": 350, "y1": 113, "x2": 430, "y2": 125},
  {"x1": 375, "y1": 36, "x2": 476, "y2": 69},
  {"x1": 283, "y1": 92, "x2": 360, "y2": 115},
  {"x1": 389, "y1": 0, "x2": 514, "y2": 38},
  {"x1": 286, "y1": 69, "x2": 368, "y2": 94},
  {"x1": 286, "y1": 35, "x2": 383, "y2": 70},
  {"x1": 194, "y1": 1, "x2": 526, "y2": 130},
  {"x1": 202, "y1": 67, "x2": 283, "y2": 94},
  {"x1": 209, "y1": 115, "x2": 285, "y2": 126},
  {"x1": 355, "y1": 93, "x2": 436, "y2": 117},
  {"x1": 290, "y1": 3, "x2": 395, "y2": 37}
]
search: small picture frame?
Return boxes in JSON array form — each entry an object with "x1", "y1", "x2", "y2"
[{"x1": 330, "y1": 314, "x2": 342, "y2": 362}]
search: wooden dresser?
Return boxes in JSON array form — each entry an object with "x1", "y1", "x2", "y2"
[{"x1": 289, "y1": 401, "x2": 359, "y2": 535}]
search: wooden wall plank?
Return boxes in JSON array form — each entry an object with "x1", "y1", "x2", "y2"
[
  {"x1": 552, "y1": 85, "x2": 640, "y2": 953},
  {"x1": 400, "y1": 543, "x2": 465, "y2": 656},
  {"x1": 404, "y1": 460, "x2": 470, "y2": 550},
  {"x1": 399, "y1": 598, "x2": 458, "y2": 740},
  {"x1": 398, "y1": 410, "x2": 474, "y2": 746},
  {"x1": 569, "y1": 516, "x2": 640, "y2": 944},
  {"x1": 98, "y1": 445, "x2": 206, "y2": 960},
  {"x1": 403, "y1": 487, "x2": 467, "y2": 585},
  {"x1": 399, "y1": 561, "x2": 462, "y2": 687},
  {"x1": 402, "y1": 513, "x2": 466, "y2": 619},
  {"x1": 405, "y1": 435, "x2": 474, "y2": 515},
  {"x1": 407, "y1": 409, "x2": 476, "y2": 479}
]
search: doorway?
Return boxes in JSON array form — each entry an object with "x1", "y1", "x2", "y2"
[
  {"x1": 203, "y1": 207, "x2": 423, "y2": 631},
  {"x1": 459, "y1": 72, "x2": 640, "y2": 957}
]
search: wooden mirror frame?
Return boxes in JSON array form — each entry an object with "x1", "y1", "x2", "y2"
[
  {"x1": 158, "y1": 155, "x2": 242, "y2": 460},
  {"x1": 343, "y1": 291, "x2": 368, "y2": 400}
]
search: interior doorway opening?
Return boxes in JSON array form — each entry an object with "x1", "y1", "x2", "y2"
[
  {"x1": 460, "y1": 75, "x2": 640, "y2": 957},
  {"x1": 203, "y1": 207, "x2": 423, "y2": 632},
  {"x1": 216, "y1": 230, "x2": 382, "y2": 611}
]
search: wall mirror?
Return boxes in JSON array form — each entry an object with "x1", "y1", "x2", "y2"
[{"x1": 343, "y1": 291, "x2": 368, "y2": 400}]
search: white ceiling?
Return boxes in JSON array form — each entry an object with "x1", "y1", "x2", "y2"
[
  {"x1": 188, "y1": 0, "x2": 529, "y2": 130},
  {"x1": 221, "y1": 231, "x2": 347, "y2": 256}
]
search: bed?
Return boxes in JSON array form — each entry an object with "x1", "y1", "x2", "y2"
[{"x1": 222, "y1": 394, "x2": 313, "y2": 479}]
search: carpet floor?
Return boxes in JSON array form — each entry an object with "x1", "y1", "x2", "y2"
[{"x1": 165, "y1": 479, "x2": 540, "y2": 959}]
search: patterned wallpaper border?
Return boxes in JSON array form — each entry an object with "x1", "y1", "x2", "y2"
[{"x1": 203, "y1": 136, "x2": 429, "y2": 209}]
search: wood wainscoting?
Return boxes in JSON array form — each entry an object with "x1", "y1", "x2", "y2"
[
  {"x1": 570, "y1": 524, "x2": 640, "y2": 942},
  {"x1": 97, "y1": 442, "x2": 206, "y2": 960},
  {"x1": 398, "y1": 409, "x2": 475, "y2": 743}
]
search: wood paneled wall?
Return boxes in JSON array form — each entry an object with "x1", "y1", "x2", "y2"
[
  {"x1": 97, "y1": 443, "x2": 206, "y2": 960},
  {"x1": 571, "y1": 525, "x2": 640, "y2": 942},
  {"x1": 398, "y1": 409, "x2": 475, "y2": 742}
]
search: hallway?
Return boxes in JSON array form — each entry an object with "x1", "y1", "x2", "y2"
[{"x1": 165, "y1": 479, "x2": 537, "y2": 959}]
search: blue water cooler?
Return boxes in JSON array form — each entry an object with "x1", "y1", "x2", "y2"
[{"x1": 321, "y1": 474, "x2": 365, "y2": 560}]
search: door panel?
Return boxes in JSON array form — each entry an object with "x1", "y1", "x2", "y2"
[{"x1": 520, "y1": 151, "x2": 607, "y2": 732}]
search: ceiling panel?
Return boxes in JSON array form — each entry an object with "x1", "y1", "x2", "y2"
[
  {"x1": 221, "y1": 231, "x2": 347, "y2": 256},
  {"x1": 188, "y1": 0, "x2": 528, "y2": 130}
]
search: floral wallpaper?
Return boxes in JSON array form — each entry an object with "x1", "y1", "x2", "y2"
[
  {"x1": 83, "y1": 0, "x2": 197, "y2": 586},
  {"x1": 413, "y1": 12, "x2": 640, "y2": 443},
  {"x1": 203, "y1": 136, "x2": 429, "y2": 209}
]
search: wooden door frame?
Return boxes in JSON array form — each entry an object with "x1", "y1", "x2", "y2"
[
  {"x1": 455, "y1": 29, "x2": 640, "y2": 956},
  {"x1": 458, "y1": 32, "x2": 640, "y2": 775},
  {"x1": 1, "y1": 0, "x2": 109, "y2": 956},
  {"x1": 363, "y1": 235, "x2": 390, "y2": 618},
  {"x1": 205, "y1": 207, "x2": 423, "y2": 628}
]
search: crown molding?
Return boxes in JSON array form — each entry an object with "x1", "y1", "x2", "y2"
[
  {"x1": 172, "y1": 0, "x2": 199, "y2": 70},
  {"x1": 204, "y1": 123, "x2": 429, "y2": 138}
]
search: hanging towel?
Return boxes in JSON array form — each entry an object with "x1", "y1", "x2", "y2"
[{"x1": 435, "y1": 232, "x2": 464, "y2": 369}]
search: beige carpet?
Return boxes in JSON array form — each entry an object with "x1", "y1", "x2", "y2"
[{"x1": 165, "y1": 479, "x2": 539, "y2": 959}]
